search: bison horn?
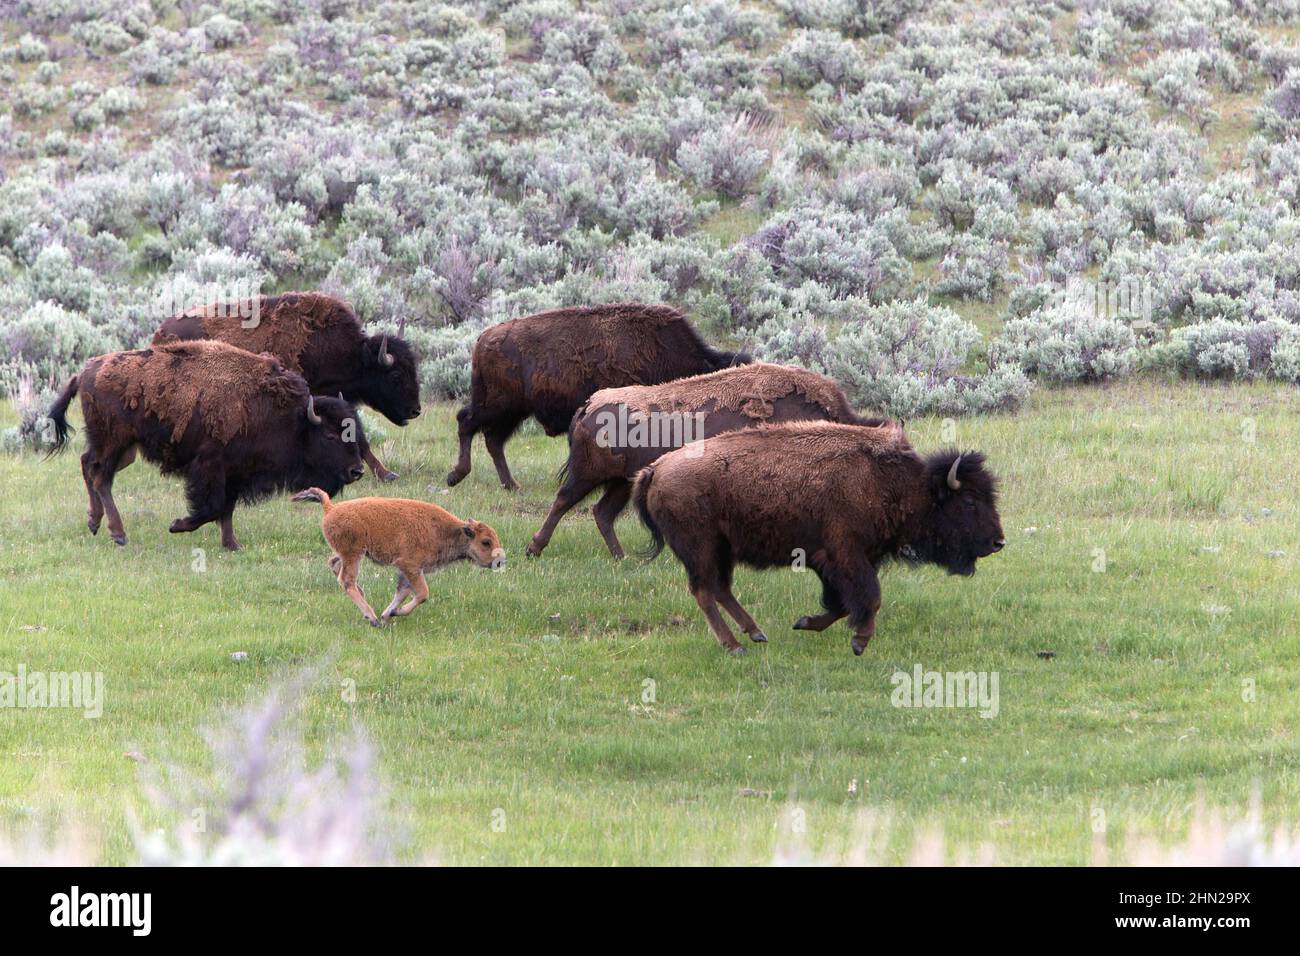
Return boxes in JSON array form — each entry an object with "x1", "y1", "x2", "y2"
[
  {"x1": 379, "y1": 335, "x2": 394, "y2": 367},
  {"x1": 306, "y1": 394, "x2": 322, "y2": 425},
  {"x1": 947, "y1": 455, "x2": 962, "y2": 491}
]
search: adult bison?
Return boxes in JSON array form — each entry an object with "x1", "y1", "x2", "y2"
[
  {"x1": 446, "y1": 303, "x2": 750, "y2": 491},
  {"x1": 47, "y1": 340, "x2": 367, "y2": 551},
  {"x1": 526, "y1": 362, "x2": 890, "y2": 559},
  {"x1": 632, "y1": 421, "x2": 1005, "y2": 655},
  {"x1": 152, "y1": 291, "x2": 418, "y2": 481}
]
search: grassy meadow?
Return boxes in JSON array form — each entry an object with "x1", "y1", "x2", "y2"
[{"x1": 1, "y1": 379, "x2": 1298, "y2": 864}]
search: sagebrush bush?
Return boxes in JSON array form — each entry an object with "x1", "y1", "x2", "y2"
[
  {"x1": 2, "y1": 0, "x2": 1299, "y2": 409},
  {"x1": 769, "y1": 29, "x2": 868, "y2": 91},
  {"x1": 675, "y1": 115, "x2": 771, "y2": 199},
  {"x1": 821, "y1": 300, "x2": 1031, "y2": 416},
  {"x1": 1, "y1": 301, "x2": 119, "y2": 381},
  {"x1": 1146, "y1": 318, "x2": 1292, "y2": 380},
  {"x1": 993, "y1": 304, "x2": 1140, "y2": 383}
]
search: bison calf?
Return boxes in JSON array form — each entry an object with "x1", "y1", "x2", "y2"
[
  {"x1": 293, "y1": 489, "x2": 503, "y2": 626},
  {"x1": 633, "y1": 422, "x2": 1005, "y2": 655}
]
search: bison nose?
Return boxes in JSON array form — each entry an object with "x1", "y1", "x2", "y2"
[
  {"x1": 348, "y1": 466, "x2": 365, "y2": 481},
  {"x1": 991, "y1": 538, "x2": 1005, "y2": 552}
]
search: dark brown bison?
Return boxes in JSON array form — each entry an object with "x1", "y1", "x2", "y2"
[
  {"x1": 632, "y1": 421, "x2": 1004, "y2": 655},
  {"x1": 526, "y1": 362, "x2": 890, "y2": 559},
  {"x1": 152, "y1": 292, "x2": 419, "y2": 481},
  {"x1": 47, "y1": 340, "x2": 367, "y2": 551},
  {"x1": 446, "y1": 303, "x2": 750, "y2": 491}
]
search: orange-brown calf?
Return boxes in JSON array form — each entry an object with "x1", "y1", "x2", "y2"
[{"x1": 292, "y1": 489, "x2": 503, "y2": 626}]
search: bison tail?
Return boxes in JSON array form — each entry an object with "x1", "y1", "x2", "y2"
[
  {"x1": 290, "y1": 487, "x2": 333, "y2": 512},
  {"x1": 45, "y1": 375, "x2": 80, "y2": 456},
  {"x1": 631, "y1": 465, "x2": 665, "y2": 561}
]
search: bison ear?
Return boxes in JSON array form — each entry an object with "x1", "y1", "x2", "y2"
[{"x1": 462, "y1": 524, "x2": 475, "y2": 538}]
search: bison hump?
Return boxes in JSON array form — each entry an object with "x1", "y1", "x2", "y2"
[
  {"x1": 94, "y1": 341, "x2": 300, "y2": 444},
  {"x1": 588, "y1": 362, "x2": 849, "y2": 421},
  {"x1": 182, "y1": 291, "x2": 358, "y2": 372}
]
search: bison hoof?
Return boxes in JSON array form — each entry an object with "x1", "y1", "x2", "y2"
[
  {"x1": 111, "y1": 533, "x2": 127, "y2": 547},
  {"x1": 749, "y1": 631, "x2": 768, "y2": 643},
  {"x1": 726, "y1": 645, "x2": 747, "y2": 657},
  {"x1": 502, "y1": 481, "x2": 521, "y2": 493},
  {"x1": 222, "y1": 541, "x2": 241, "y2": 552},
  {"x1": 792, "y1": 616, "x2": 812, "y2": 631},
  {"x1": 851, "y1": 639, "x2": 869, "y2": 656},
  {"x1": 378, "y1": 470, "x2": 399, "y2": 483},
  {"x1": 88, "y1": 520, "x2": 99, "y2": 535},
  {"x1": 445, "y1": 469, "x2": 466, "y2": 487},
  {"x1": 367, "y1": 617, "x2": 382, "y2": 628}
]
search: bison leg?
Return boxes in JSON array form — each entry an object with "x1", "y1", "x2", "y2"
[
  {"x1": 390, "y1": 569, "x2": 429, "y2": 617},
  {"x1": 446, "y1": 403, "x2": 480, "y2": 487},
  {"x1": 591, "y1": 480, "x2": 633, "y2": 559},
  {"x1": 218, "y1": 509, "x2": 240, "y2": 552},
  {"x1": 717, "y1": 588, "x2": 768, "y2": 643},
  {"x1": 363, "y1": 446, "x2": 399, "y2": 483},
  {"x1": 527, "y1": 473, "x2": 601, "y2": 557},
  {"x1": 381, "y1": 572, "x2": 412, "y2": 620},
  {"x1": 81, "y1": 452, "x2": 104, "y2": 535},
  {"x1": 843, "y1": 564, "x2": 883, "y2": 656},
  {"x1": 170, "y1": 468, "x2": 229, "y2": 542},
  {"x1": 793, "y1": 610, "x2": 847, "y2": 632},
  {"x1": 794, "y1": 573, "x2": 848, "y2": 632},
  {"x1": 337, "y1": 555, "x2": 380, "y2": 626},
  {"x1": 657, "y1": 515, "x2": 743, "y2": 653},
  {"x1": 483, "y1": 416, "x2": 523, "y2": 492},
  {"x1": 691, "y1": 586, "x2": 745, "y2": 655},
  {"x1": 90, "y1": 449, "x2": 133, "y2": 547}
]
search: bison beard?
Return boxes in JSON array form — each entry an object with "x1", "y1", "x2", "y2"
[
  {"x1": 446, "y1": 303, "x2": 750, "y2": 491},
  {"x1": 152, "y1": 291, "x2": 420, "y2": 482},
  {"x1": 526, "y1": 362, "x2": 890, "y2": 559},
  {"x1": 47, "y1": 341, "x2": 367, "y2": 551},
  {"x1": 631, "y1": 421, "x2": 1005, "y2": 655}
]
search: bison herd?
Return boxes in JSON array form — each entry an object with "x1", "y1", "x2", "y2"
[{"x1": 47, "y1": 293, "x2": 1005, "y2": 655}]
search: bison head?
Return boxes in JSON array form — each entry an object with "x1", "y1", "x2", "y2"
[
  {"x1": 916, "y1": 449, "x2": 1004, "y2": 576},
  {"x1": 461, "y1": 520, "x2": 504, "y2": 569},
  {"x1": 299, "y1": 394, "x2": 367, "y2": 494},
  {"x1": 360, "y1": 333, "x2": 421, "y2": 426}
]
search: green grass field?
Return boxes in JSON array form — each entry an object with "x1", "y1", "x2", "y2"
[{"x1": 1, "y1": 380, "x2": 1298, "y2": 864}]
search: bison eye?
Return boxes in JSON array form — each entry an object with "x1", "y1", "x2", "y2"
[{"x1": 481, "y1": 539, "x2": 491, "y2": 547}]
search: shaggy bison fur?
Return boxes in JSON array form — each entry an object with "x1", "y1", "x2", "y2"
[
  {"x1": 526, "y1": 362, "x2": 889, "y2": 559},
  {"x1": 632, "y1": 421, "x2": 1005, "y2": 655},
  {"x1": 153, "y1": 291, "x2": 419, "y2": 481},
  {"x1": 48, "y1": 340, "x2": 366, "y2": 550}
]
